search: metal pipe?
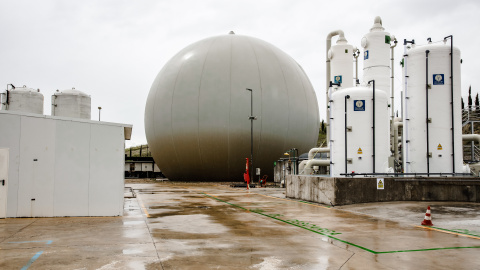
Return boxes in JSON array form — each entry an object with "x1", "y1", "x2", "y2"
[
  {"x1": 390, "y1": 38, "x2": 398, "y2": 154},
  {"x1": 444, "y1": 35, "x2": 455, "y2": 173},
  {"x1": 368, "y1": 80, "x2": 376, "y2": 173},
  {"x1": 344, "y1": 94, "x2": 350, "y2": 174},
  {"x1": 303, "y1": 159, "x2": 331, "y2": 175},
  {"x1": 294, "y1": 148, "x2": 298, "y2": 175},
  {"x1": 354, "y1": 47, "x2": 360, "y2": 85},
  {"x1": 340, "y1": 172, "x2": 471, "y2": 177},
  {"x1": 308, "y1": 147, "x2": 330, "y2": 160},
  {"x1": 462, "y1": 134, "x2": 480, "y2": 143},
  {"x1": 426, "y1": 49, "x2": 431, "y2": 176},
  {"x1": 403, "y1": 39, "x2": 415, "y2": 172},
  {"x1": 246, "y1": 88, "x2": 255, "y2": 183},
  {"x1": 326, "y1": 30, "x2": 346, "y2": 146}
]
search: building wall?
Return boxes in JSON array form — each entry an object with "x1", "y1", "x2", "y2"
[{"x1": 0, "y1": 111, "x2": 127, "y2": 217}]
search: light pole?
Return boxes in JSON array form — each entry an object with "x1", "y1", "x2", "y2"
[
  {"x1": 246, "y1": 88, "x2": 256, "y2": 184},
  {"x1": 98, "y1": 106, "x2": 102, "y2": 121}
]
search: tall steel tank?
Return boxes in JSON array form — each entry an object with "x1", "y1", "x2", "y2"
[
  {"x1": 144, "y1": 33, "x2": 320, "y2": 181},
  {"x1": 402, "y1": 40, "x2": 462, "y2": 174},
  {"x1": 51, "y1": 88, "x2": 91, "y2": 119},
  {"x1": 1, "y1": 85, "x2": 44, "y2": 114},
  {"x1": 329, "y1": 86, "x2": 390, "y2": 176}
]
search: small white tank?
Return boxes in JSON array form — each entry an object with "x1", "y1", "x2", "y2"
[
  {"x1": 0, "y1": 85, "x2": 44, "y2": 114},
  {"x1": 328, "y1": 37, "x2": 354, "y2": 88},
  {"x1": 51, "y1": 88, "x2": 91, "y2": 119},
  {"x1": 329, "y1": 86, "x2": 390, "y2": 176},
  {"x1": 361, "y1": 16, "x2": 392, "y2": 98},
  {"x1": 402, "y1": 41, "x2": 462, "y2": 174}
]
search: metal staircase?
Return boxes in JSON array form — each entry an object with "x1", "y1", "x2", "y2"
[{"x1": 462, "y1": 107, "x2": 480, "y2": 163}]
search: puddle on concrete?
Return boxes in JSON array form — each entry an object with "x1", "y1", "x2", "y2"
[
  {"x1": 123, "y1": 221, "x2": 144, "y2": 226},
  {"x1": 123, "y1": 249, "x2": 143, "y2": 255},
  {"x1": 154, "y1": 214, "x2": 229, "y2": 234}
]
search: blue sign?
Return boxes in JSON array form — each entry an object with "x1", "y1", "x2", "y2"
[
  {"x1": 354, "y1": 100, "x2": 365, "y2": 111},
  {"x1": 364, "y1": 50, "x2": 369, "y2": 60},
  {"x1": 334, "y1": 75, "x2": 342, "y2": 84},
  {"x1": 433, "y1": 74, "x2": 444, "y2": 85}
]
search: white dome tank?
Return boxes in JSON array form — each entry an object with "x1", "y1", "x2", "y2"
[
  {"x1": 145, "y1": 33, "x2": 319, "y2": 181},
  {"x1": 402, "y1": 41, "x2": 462, "y2": 174},
  {"x1": 328, "y1": 37, "x2": 354, "y2": 88},
  {"x1": 361, "y1": 16, "x2": 392, "y2": 97},
  {"x1": 329, "y1": 86, "x2": 390, "y2": 176},
  {"x1": 51, "y1": 88, "x2": 91, "y2": 119},
  {"x1": 1, "y1": 85, "x2": 44, "y2": 114}
]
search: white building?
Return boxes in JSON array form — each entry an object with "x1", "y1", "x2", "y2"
[{"x1": 0, "y1": 110, "x2": 132, "y2": 218}]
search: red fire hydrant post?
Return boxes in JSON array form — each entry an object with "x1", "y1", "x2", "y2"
[{"x1": 243, "y1": 158, "x2": 250, "y2": 190}]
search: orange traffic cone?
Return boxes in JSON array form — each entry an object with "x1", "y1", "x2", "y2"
[{"x1": 421, "y1": 206, "x2": 433, "y2": 226}]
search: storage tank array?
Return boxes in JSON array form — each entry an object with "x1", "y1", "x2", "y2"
[
  {"x1": 326, "y1": 17, "x2": 393, "y2": 177},
  {"x1": 1, "y1": 85, "x2": 91, "y2": 120},
  {"x1": 323, "y1": 16, "x2": 466, "y2": 177},
  {"x1": 1, "y1": 85, "x2": 44, "y2": 115},
  {"x1": 402, "y1": 39, "x2": 463, "y2": 174},
  {"x1": 52, "y1": 88, "x2": 91, "y2": 119}
]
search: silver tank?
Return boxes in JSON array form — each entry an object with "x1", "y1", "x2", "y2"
[
  {"x1": 1, "y1": 85, "x2": 44, "y2": 114},
  {"x1": 145, "y1": 33, "x2": 320, "y2": 181},
  {"x1": 51, "y1": 88, "x2": 91, "y2": 119}
]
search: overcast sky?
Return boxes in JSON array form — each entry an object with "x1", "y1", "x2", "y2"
[{"x1": 2, "y1": 0, "x2": 479, "y2": 147}]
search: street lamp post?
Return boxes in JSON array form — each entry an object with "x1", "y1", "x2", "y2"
[
  {"x1": 246, "y1": 88, "x2": 256, "y2": 185},
  {"x1": 98, "y1": 106, "x2": 102, "y2": 121}
]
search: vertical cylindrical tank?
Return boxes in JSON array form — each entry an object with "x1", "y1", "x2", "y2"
[
  {"x1": 330, "y1": 86, "x2": 390, "y2": 176},
  {"x1": 51, "y1": 88, "x2": 91, "y2": 119},
  {"x1": 361, "y1": 16, "x2": 391, "y2": 97},
  {"x1": 328, "y1": 37, "x2": 354, "y2": 88},
  {"x1": 0, "y1": 85, "x2": 44, "y2": 114},
  {"x1": 402, "y1": 41, "x2": 462, "y2": 174}
]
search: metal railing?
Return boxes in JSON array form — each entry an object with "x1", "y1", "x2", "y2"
[
  {"x1": 463, "y1": 144, "x2": 480, "y2": 162},
  {"x1": 462, "y1": 107, "x2": 480, "y2": 126}
]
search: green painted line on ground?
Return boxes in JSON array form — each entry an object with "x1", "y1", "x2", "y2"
[
  {"x1": 203, "y1": 193, "x2": 376, "y2": 254},
  {"x1": 201, "y1": 192, "x2": 480, "y2": 255},
  {"x1": 376, "y1": 245, "x2": 480, "y2": 254}
]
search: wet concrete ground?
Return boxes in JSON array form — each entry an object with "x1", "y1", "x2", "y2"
[{"x1": 1, "y1": 181, "x2": 480, "y2": 269}]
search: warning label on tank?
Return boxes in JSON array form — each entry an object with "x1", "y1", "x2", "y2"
[
  {"x1": 354, "y1": 100, "x2": 365, "y2": 111},
  {"x1": 438, "y1": 144, "x2": 442, "y2": 150},
  {"x1": 364, "y1": 50, "x2": 369, "y2": 60},
  {"x1": 358, "y1": 148, "x2": 363, "y2": 154},
  {"x1": 433, "y1": 74, "x2": 444, "y2": 85},
  {"x1": 334, "y1": 75, "x2": 342, "y2": 84}
]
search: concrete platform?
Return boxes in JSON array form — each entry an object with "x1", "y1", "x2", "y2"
[
  {"x1": 286, "y1": 175, "x2": 480, "y2": 205},
  {"x1": 1, "y1": 181, "x2": 480, "y2": 269}
]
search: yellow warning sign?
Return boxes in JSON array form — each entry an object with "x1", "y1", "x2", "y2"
[
  {"x1": 358, "y1": 148, "x2": 363, "y2": 154},
  {"x1": 437, "y1": 144, "x2": 442, "y2": 150},
  {"x1": 377, "y1": 178, "x2": 384, "y2": 190}
]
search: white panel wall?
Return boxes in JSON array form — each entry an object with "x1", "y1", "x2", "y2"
[
  {"x1": 18, "y1": 117, "x2": 56, "y2": 217},
  {"x1": 53, "y1": 121, "x2": 90, "y2": 216},
  {"x1": 89, "y1": 124, "x2": 124, "y2": 216},
  {"x1": 0, "y1": 111, "x2": 128, "y2": 217},
  {"x1": 0, "y1": 148, "x2": 9, "y2": 218},
  {"x1": 0, "y1": 114, "x2": 21, "y2": 217}
]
